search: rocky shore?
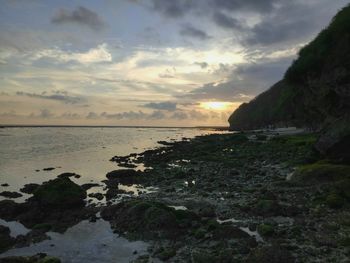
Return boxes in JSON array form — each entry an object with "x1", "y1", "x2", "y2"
[{"x1": 0, "y1": 131, "x2": 349, "y2": 262}]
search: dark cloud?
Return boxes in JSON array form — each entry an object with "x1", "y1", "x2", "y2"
[
  {"x1": 171, "y1": 111, "x2": 188, "y2": 120},
  {"x1": 188, "y1": 110, "x2": 209, "y2": 121},
  {"x1": 148, "y1": 110, "x2": 166, "y2": 119},
  {"x1": 180, "y1": 24, "x2": 211, "y2": 40},
  {"x1": 181, "y1": 56, "x2": 293, "y2": 101},
  {"x1": 51, "y1": 6, "x2": 105, "y2": 31},
  {"x1": 194, "y1": 62, "x2": 208, "y2": 69},
  {"x1": 245, "y1": 1, "x2": 344, "y2": 46},
  {"x1": 246, "y1": 16, "x2": 311, "y2": 46},
  {"x1": 211, "y1": 0, "x2": 276, "y2": 13},
  {"x1": 61, "y1": 112, "x2": 81, "y2": 119},
  {"x1": 86, "y1": 112, "x2": 99, "y2": 119},
  {"x1": 142, "y1": 101, "x2": 177, "y2": 111},
  {"x1": 38, "y1": 109, "x2": 54, "y2": 118},
  {"x1": 16, "y1": 91, "x2": 85, "y2": 104},
  {"x1": 151, "y1": 0, "x2": 196, "y2": 18},
  {"x1": 101, "y1": 111, "x2": 147, "y2": 120},
  {"x1": 212, "y1": 11, "x2": 243, "y2": 29},
  {"x1": 148, "y1": 0, "x2": 276, "y2": 18}
]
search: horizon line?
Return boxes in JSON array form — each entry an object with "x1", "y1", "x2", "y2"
[{"x1": 0, "y1": 124, "x2": 229, "y2": 129}]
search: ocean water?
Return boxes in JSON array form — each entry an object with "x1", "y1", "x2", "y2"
[
  {"x1": 0, "y1": 127, "x2": 223, "y2": 201},
  {"x1": 0, "y1": 127, "x2": 224, "y2": 262}
]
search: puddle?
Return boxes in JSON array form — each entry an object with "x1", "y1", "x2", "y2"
[
  {"x1": 271, "y1": 216, "x2": 294, "y2": 226},
  {"x1": 240, "y1": 227, "x2": 264, "y2": 243},
  {"x1": 118, "y1": 184, "x2": 158, "y2": 196},
  {"x1": 168, "y1": 206, "x2": 187, "y2": 210},
  {"x1": 0, "y1": 219, "x2": 149, "y2": 263},
  {"x1": 0, "y1": 219, "x2": 30, "y2": 237},
  {"x1": 217, "y1": 218, "x2": 240, "y2": 224},
  {"x1": 217, "y1": 218, "x2": 263, "y2": 243}
]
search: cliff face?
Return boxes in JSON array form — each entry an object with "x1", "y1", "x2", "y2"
[{"x1": 229, "y1": 5, "x2": 350, "y2": 132}]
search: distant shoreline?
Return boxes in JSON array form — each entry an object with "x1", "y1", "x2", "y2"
[{"x1": 0, "y1": 125, "x2": 229, "y2": 130}]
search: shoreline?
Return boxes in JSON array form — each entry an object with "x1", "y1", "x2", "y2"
[{"x1": 0, "y1": 131, "x2": 349, "y2": 262}]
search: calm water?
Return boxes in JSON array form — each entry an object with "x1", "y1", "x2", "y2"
[
  {"x1": 0, "y1": 127, "x2": 223, "y2": 200},
  {"x1": 0, "y1": 127, "x2": 224, "y2": 262}
]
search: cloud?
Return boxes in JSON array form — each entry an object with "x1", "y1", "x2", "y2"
[
  {"x1": 171, "y1": 111, "x2": 188, "y2": 120},
  {"x1": 61, "y1": 112, "x2": 81, "y2": 119},
  {"x1": 33, "y1": 43, "x2": 112, "y2": 64},
  {"x1": 212, "y1": 11, "x2": 243, "y2": 30},
  {"x1": 211, "y1": 0, "x2": 276, "y2": 13},
  {"x1": 194, "y1": 62, "x2": 209, "y2": 69},
  {"x1": 101, "y1": 111, "x2": 148, "y2": 120},
  {"x1": 51, "y1": 6, "x2": 105, "y2": 31},
  {"x1": 37, "y1": 109, "x2": 54, "y2": 118},
  {"x1": 188, "y1": 110, "x2": 209, "y2": 121},
  {"x1": 181, "y1": 56, "x2": 293, "y2": 101},
  {"x1": 86, "y1": 112, "x2": 99, "y2": 119},
  {"x1": 150, "y1": 0, "x2": 195, "y2": 18},
  {"x1": 16, "y1": 91, "x2": 85, "y2": 104},
  {"x1": 180, "y1": 24, "x2": 211, "y2": 40},
  {"x1": 148, "y1": 0, "x2": 277, "y2": 19},
  {"x1": 142, "y1": 101, "x2": 177, "y2": 111}
]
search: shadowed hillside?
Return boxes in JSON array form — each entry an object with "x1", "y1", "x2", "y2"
[{"x1": 229, "y1": 4, "x2": 350, "y2": 132}]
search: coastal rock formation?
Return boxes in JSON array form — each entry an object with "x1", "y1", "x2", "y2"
[
  {"x1": 228, "y1": 5, "x2": 350, "y2": 160},
  {"x1": 33, "y1": 177, "x2": 86, "y2": 208}
]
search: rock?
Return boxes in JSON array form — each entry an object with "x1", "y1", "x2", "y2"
[
  {"x1": 0, "y1": 191, "x2": 23, "y2": 198},
  {"x1": 57, "y1": 173, "x2": 78, "y2": 178},
  {"x1": 81, "y1": 183, "x2": 100, "y2": 191},
  {"x1": 20, "y1": 183, "x2": 40, "y2": 194},
  {"x1": 325, "y1": 192, "x2": 344, "y2": 209},
  {"x1": 290, "y1": 163, "x2": 350, "y2": 184},
  {"x1": 315, "y1": 116, "x2": 350, "y2": 163},
  {"x1": 253, "y1": 199, "x2": 281, "y2": 216},
  {"x1": 33, "y1": 177, "x2": 86, "y2": 208},
  {"x1": 185, "y1": 200, "x2": 216, "y2": 218},
  {"x1": 106, "y1": 169, "x2": 141, "y2": 184},
  {"x1": 212, "y1": 225, "x2": 250, "y2": 240},
  {"x1": 246, "y1": 245, "x2": 295, "y2": 263},
  {"x1": 257, "y1": 224, "x2": 275, "y2": 237},
  {"x1": 101, "y1": 200, "x2": 200, "y2": 239},
  {"x1": 0, "y1": 200, "x2": 25, "y2": 221},
  {"x1": 1, "y1": 183, "x2": 9, "y2": 187},
  {"x1": 0, "y1": 225, "x2": 15, "y2": 253},
  {"x1": 154, "y1": 247, "x2": 177, "y2": 260},
  {"x1": 42, "y1": 167, "x2": 55, "y2": 171},
  {"x1": 15, "y1": 229, "x2": 50, "y2": 247},
  {"x1": 0, "y1": 253, "x2": 61, "y2": 263},
  {"x1": 88, "y1": 193, "x2": 104, "y2": 200}
]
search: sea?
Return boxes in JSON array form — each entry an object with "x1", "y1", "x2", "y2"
[{"x1": 0, "y1": 126, "x2": 225, "y2": 262}]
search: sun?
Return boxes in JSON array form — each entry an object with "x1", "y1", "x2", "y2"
[{"x1": 200, "y1": 101, "x2": 231, "y2": 110}]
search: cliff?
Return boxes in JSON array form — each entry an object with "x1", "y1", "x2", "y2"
[{"x1": 229, "y1": 5, "x2": 350, "y2": 132}]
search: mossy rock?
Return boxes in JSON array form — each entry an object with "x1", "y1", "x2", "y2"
[
  {"x1": 325, "y1": 193, "x2": 344, "y2": 209},
  {"x1": 253, "y1": 199, "x2": 281, "y2": 216},
  {"x1": 33, "y1": 177, "x2": 86, "y2": 208},
  {"x1": 290, "y1": 163, "x2": 350, "y2": 184},
  {"x1": 32, "y1": 223, "x2": 52, "y2": 232},
  {"x1": 257, "y1": 224, "x2": 275, "y2": 237},
  {"x1": 338, "y1": 236, "x2": 350, "y2": 247},
  {"x1": 0, "y1": 254, "x2": 61, "y2": 263},
  {"x1": 246, "y1": 245, "x2": 294, "y2": 263},
  {"x1": 191, "y1": 249, "x2": 217, "y2": 263},
  {"x1": 154, "y1": 247, "x2": 177, "y2": 261},
  {"x1": 101, "y1": 200, "x2": 200, "y2": 239},
  {"x1": 0, "y1": 225, "x2": 15, "y2": 253}
]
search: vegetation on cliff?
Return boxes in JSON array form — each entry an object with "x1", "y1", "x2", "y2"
[{"x1": 229, "y1": 4, "x2": 350, "y2": 131}]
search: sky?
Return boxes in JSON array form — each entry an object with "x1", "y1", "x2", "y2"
[{"x1": 0, "y1": 0, "x2": 348, "y2": 126}]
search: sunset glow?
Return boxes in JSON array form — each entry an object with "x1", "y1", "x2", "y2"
[{"x1": 200, "y1": 102, "x2": 232, "y2": 111}]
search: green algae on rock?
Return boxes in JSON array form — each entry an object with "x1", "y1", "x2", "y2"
[{"x1": 33, "y1": 177, "x2": 86, "y2": 207}]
